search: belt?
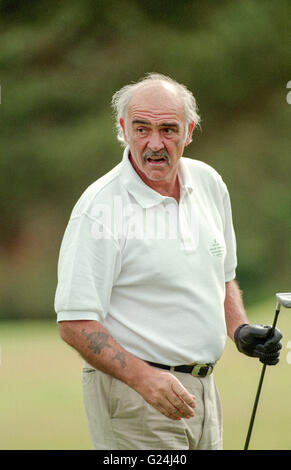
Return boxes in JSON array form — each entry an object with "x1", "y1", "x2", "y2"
[{"x1": 147, "y1": 361, "x2": 214, "y2": 377}]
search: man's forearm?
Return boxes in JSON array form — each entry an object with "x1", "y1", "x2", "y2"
[
  {"x1": 58, "y1": 319, "x2": 150, "y2": 389},
  {"x1": 58, "y1": 319, "x2": 196, "y2": 421},
  {"x1": 224, "y1": 280, "x2": 249, "y2": 340}
]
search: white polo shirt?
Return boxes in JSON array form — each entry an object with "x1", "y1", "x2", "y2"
[{"x1": 55, "y1": 146, "x2": 237, "y2": 365}]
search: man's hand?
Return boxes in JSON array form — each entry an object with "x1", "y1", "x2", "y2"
[
  {"x1": 133, "y1": 366, "x2": 196, "y2": 421},
  {"x1": 234, "y1": 324, "x2": 282, "y2": 365},
  {"x1": 59, "y1": 320, "x2": 196, "y2": 421}
]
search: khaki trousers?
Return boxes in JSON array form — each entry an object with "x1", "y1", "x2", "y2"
[{"x1": 81, "y1": 365, "x2": 223, "y2": 450}]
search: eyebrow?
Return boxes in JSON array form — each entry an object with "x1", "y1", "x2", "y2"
[{"x1": 132, "y1": 119, "x2": 179, "y2": 129}]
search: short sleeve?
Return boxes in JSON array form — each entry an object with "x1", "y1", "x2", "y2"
[
  {"x1": 222, "y1": 186, "x2": 237, "y2": 282},
  {"x1": 54, "y1": 213, "x2": 121, "y2": 322}
]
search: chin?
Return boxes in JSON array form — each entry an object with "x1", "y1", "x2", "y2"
[{"x1": 146, "y1": 171, "x2": 169, "y2": 181}]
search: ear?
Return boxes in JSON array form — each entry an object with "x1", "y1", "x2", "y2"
[
  {"x1": 185, "y1": 121, "x2": 195, "y2": 146},
  {"x1": 119, "y1": 118, "x2": 129, "y2": 143}
]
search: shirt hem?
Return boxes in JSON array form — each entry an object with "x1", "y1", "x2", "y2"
[
  {"x1": 225, "y1": 270, "x2": 236, "y2": 282},
  {"x1": 56, "y1": 311, "x2": 102, "y2": 322}
]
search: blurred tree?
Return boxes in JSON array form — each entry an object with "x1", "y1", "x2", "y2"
[{"x1": 0, "y1": 0, "x2": 289, "y2": 317}]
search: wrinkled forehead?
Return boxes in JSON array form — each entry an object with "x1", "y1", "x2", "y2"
[{"x1": 127, "y1": 82, "x2": 185, "y2": 123}]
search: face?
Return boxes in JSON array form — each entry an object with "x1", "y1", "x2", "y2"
[{"x1": 120, "y1": 82, "x2": 194, "y2": 187}]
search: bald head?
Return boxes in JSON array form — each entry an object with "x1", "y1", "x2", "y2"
[
  {"x1": 112, "y1": 73, "x2": 201, "y2": 146},
  {"x1": 129, "y1": 79, "x2": 182, "y2": 103},
  {"x1": 127, "y1": 81, "x2": 185, "y2": 137}
]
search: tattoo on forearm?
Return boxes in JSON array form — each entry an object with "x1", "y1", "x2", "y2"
[
  {"x1": 81, "y1": 329, "x2": 112, "y2": 354},
  {"x1": 112, "y1": 351, "x2": 126, "y2": 368},
  {"x1": 81, "y1": 329, "x2": 127, "y2": 369}
]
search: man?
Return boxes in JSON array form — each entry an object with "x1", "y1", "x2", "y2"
[{"x1": 54, "y1": 73, "x2": 282, "y2": 450}]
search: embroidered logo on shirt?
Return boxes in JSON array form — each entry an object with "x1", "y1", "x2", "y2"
[{"x1": 209, "y1": 239, "x2": 224, "y2": 257}]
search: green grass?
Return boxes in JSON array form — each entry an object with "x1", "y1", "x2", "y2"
[
  {"x1": 215, "y1": 297, "x2": 291, "y2": 450},
  {"x1": 0, "y1": 320, "x2": 91, "y2": 450},
  {"x1": 0, "y1": 297, "x2": 290, "y2": 450}
]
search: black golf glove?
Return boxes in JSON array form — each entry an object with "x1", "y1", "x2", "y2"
[{"x1": 234, "y1": 324, "x2": 282, "y2": 365}]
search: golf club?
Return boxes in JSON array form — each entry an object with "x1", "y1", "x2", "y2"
[{"x1": 244, "y1": 292, "x2": 290, "y2": 450}]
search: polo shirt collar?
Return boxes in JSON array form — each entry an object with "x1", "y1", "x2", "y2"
[{"x1": 120, "y1": 146, "x2": 194, "y2": 208}]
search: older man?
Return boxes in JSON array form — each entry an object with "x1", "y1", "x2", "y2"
[{"x1": 54, "y1": 73, "x2": 282, "y2": 450}]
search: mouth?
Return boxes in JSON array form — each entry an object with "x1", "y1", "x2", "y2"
[
  {"x1": 143, "y1": 151, "x2": 170, "y2": 167},
  {"x1": 146, "y1": 156, "x2": 168, "y2": 166}
]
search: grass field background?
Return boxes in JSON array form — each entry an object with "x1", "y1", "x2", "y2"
[{"x1": 0, "y1": 296, "x2": 290, "y2": 450}]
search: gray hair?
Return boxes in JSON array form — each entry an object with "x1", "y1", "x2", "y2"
[{"x1": 111, "y1": 73, "x2": 201, "y2": 146}]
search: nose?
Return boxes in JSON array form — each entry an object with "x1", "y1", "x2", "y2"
[{"x1": 148, "y1": 130, "x2": 164, "y2": 151}]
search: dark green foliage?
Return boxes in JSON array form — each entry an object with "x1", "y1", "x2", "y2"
[{"x1": 0, "y1": 0, "x2": 290, "y2": 317}]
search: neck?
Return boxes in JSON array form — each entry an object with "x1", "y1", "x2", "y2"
[{"x1": 129, "y1": 156, "x2": 180, "y2": 203}]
